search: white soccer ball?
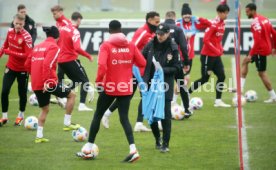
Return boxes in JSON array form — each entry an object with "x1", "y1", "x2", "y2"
[
  {"x1": 189, "y1": 97, "x2": 203, "y2": 110},
  {"x1": 171, "y1": 103, "x2": 185, "y2": 120},
  {"x1": 29, "y1": 94, "x2": 38, "y2": 106},
  {"x1": 24, "y1": 116, "x2": 38, "y2": 130},
  {"x1": 245, "y1": 90, "x2": 258, "y2": 102},
  {"x1": 232, "y1": 96, "x2": 246, "y2": 107},
  {"x1": 81, "y1": 143, "x2": 99, "y2": 158},
  {"x1": 72, "y1": 127, "x2": 88, "y2": 142}
]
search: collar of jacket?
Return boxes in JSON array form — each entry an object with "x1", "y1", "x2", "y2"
[
  {"x1": 164, "y1": 19, "x2": 175, "y2": 25},
  {"x1": 153, "y1": 36, "x2": 171, "y2": 50}
]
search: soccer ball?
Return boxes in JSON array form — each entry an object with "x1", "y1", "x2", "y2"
[
  {"x1": 24, "y1": 116, "x2": 38, "y2": 130},
  {"x1": 232, "y1": 96, "x2": 246, "y2": 107},
  {"x1": 81, "y1": 143, "x2": 99, "y2": 158},
  {"x1": 171, "y1": 103, "x2": 185, "y2": 120},
  {"x1": 72, "y1": 127, "x2": 88, "y2": 142},
  {"x1": 189, "y1": 97, "x2": 203, "y2": 110},
  {"x1": 245, "y1": 90, "x2": 258, "y2": 102},
  {"x1": 29, "y1": 94, "x2": 38, "y2": 106}
]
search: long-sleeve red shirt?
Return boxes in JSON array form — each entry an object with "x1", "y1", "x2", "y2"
[
  {"x1": 176, "y1": 17, "x2": 211, "y2": 59},
  {"x1": 56, "y1": 15, "x2": 92, "y2": 63},
  {"x1": 96, "y1": 33, "x2": 146, "y2": 96},
  {"x1": 201, "y1": 18, "x2": 225, "y2": 57},
  {"x1": 25, "y1": 37, "x2": 60, "y2": 91},
  {"x1": 131, "y1": 23, "x2": 155, "y2": 51},
  {"x1": 249, "y1": 14, "x2": 276, "y2": 56},
  {"x1": 0, "y1": 28, "x2": 32, "y2": 71}
]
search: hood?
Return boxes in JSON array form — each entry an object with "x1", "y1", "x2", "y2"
[
  {"x1": 107, "y1": 33, "x2": 129, "y2": 47},
  {"x1": 56, "y1": 15, "x2": 71, "y2": 26}
]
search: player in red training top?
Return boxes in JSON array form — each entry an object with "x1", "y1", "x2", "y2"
[
  {"x1": 240, "y1": 3, "x2": 276, "y2": 103},
  {"x1": 51, "y1": 5, "x2": 94, "y2": 111},
  {"x1": 25, "y1": 26, "x2": 81, "y2": 143},
  {"x1": 101, "y1": 11, "x2": 160, "y2": 132},
  {"x1": 76, "y1": 20, "x2": 146, "y2": 162},
  {"x1": 188, "y1": 4, "x2": 231, "y2": 108},
  {"x1": 0, "y1": 14, "x2": 32, "y2": 127},
  {"x1": 57, "y1": 11, "x2": 95, "y2": 108}
]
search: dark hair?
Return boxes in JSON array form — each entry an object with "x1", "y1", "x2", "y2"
[
  {"x1": 216, "y1": 4, "x2": 230, "y2": 13},
  {"x1": 51, "y1": 5, "x2": 64, "y2": 12},
  {"x1": 109, "y1": 20, "x2": 121, "y2": 33},
  {"x1": 71, "y1": 12, "x2": 83, "y2": 21},
  {"x1": 17, "y1": 4, "x2": 26, "y2": 11},
  {"x1": 14, "y1": 14, "x2": 25, "y2": 21},
  {"x1": 181, "y1": 3, "x2": 192, "y2": 15},
  {"x1": 146, "y1": 11, "x2": 160, "y2": 21},
  {"x1": 246, "y1": 3, "x2": 257, "y2": 11},
  {"x1": 42, "y1": 26, "x2": 59, "y2": 39}
]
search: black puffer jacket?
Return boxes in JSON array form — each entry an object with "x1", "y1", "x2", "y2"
[{"x1": 142, "y1": 36, "x2": 182, "y2": 101}]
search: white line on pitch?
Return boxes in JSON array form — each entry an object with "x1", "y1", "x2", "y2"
[{"x1": 231, "y1": 57, "x2": 250, "y2": 170}]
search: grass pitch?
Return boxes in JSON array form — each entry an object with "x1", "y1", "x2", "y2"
[{"x1": 0, "y1": 54, "x2": 275, "y2": 169}]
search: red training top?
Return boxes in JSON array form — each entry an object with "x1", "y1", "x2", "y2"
[{"x1": 96, "y1": 33, "x2": 146, "y2": 96}]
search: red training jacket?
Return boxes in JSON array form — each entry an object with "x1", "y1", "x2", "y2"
[
  {"x1": 0, "y1": 28, "x2": 32, "y2": 71},
  {"x1": 131, "y1": 23, "x2": 155, "y2": 51},
  {"x1": 176, "y1": 17, "x2": 211, "y2": 60},
  {"x1": 249, "y1": 14, "x2": 276, "y2": 56},
  {"x1": 25, "y1": 37, "x2": 60, "y2": 91},
  {"x1": 96, "y1": 33, "x2": 146, "y2": 96},
  {"x1": 56, "y1": 15, "x2": 92, "y2": 63},
  {"x1": 201, "y1": 17, "x2": 225, "y2": 57}
]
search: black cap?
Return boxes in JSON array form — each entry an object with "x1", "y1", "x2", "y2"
[
  {"x1": 156, "y1": 23, "x2": 170, "y2": 35},
  {"x1": 42, "y1": 26, "x2": 59, "y2": 39},
  {"x1": 181, "y1": 3, "x2": 192, "y2": 15}
]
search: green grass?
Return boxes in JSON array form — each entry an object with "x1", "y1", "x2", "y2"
[{"x1": 0, "y1": 54, "x2": 275, "y2": 169}]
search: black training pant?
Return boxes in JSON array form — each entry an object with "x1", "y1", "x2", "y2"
[
  {"x1": 150, "y1": 100, "x2": 172, "y2": 147},
  {"x1": 1, "y1": 67, "x2": 28, "y2": 112},
  {"x1": 175, "y1": 68, "x2": 190, "y2": 112},
  {"x1": 58, "y1": 60, "x2": 89, "y2": 103},
  {"x1": 88, "y1": 92, "x2": 134, "y2": 145},
  {"x1": 189, "y1": 55, "x2": 226, "y2": 99},
  {"x1": 108, "y1": 79, "x2": 144, "y2": 122}
]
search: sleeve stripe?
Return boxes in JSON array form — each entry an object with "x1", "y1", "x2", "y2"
[
  {"x1": 50, "y1": 48, "x2": 60, "y2": 68},
  {"x1": 135, "y1": 30, "x2": 147, "y2": 46}
]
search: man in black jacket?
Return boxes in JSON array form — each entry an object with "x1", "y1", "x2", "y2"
[
  {"x1": 142, "y1": 23, "x2": 182, "y2": 153},
  {"x1": 11, "y1": 4, "x2": 37, "y2": 46},
  {"x1": 164, "y1": 11, "x2": 192, "y2": 118}
]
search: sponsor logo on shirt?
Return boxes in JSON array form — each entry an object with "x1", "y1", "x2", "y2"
[
  {"x1": 111, "y1": 48, "x2": 130, "y2": 54},
  {"x1": 32, "y1": 57, "x2": 45, "y2": 62},
  {"x1": 112, "y1": 59, "x2": 132, "y2": 65}
]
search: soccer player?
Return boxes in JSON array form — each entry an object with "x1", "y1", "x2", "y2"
[
  {"x1": 57, "y1": 11, "x2": 95, "y2": 105},
  {"x1": 174, "y1": 3, "x2": 211, "y2": 104},
  {"x1": 240, "y1": 3, "x2": 276, "y2": 103},
  {"x1": 11, "y1": 4, "x2": 36, "y2": 46},
  {"x1": 142, "y1": 23, "x2": 181, "y2": 152},
  {"x1": 25, "y1": 26, "x2": 80, "y2": 143},
  {"x1": 164, "y1": 11, "x2": 192, "y2": 118},
  {"x1": 51, "y1": 5, "x2": 94, "y2": 111},
  {"x1": 101, "y1": 11, "x2": 160, "y2": 131},
  {"x1": 0, "y1": 14, "x2": 32, "y2": 127},
  {"x1": 76, "y1": 20, "x2": 146, "y2": 162},
  {"x1": 188, "y1": 4, "x2": 231, "y2": 108}
]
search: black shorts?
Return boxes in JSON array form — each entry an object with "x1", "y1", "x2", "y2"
[
  {"x1": 34, "y1": 83, "x2": 71, "y2": 108},
  {"x1": 251, "y1": 55, "x2": 267, "y2": 72}
]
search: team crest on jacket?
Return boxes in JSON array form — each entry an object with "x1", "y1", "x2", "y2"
[
  {"x1": 167, "y1": 54, "x2": 173, "y2": 61},
  {"x1": 18, "y1": 38, "x2": 23, "y2": 44},
  {"x1": 29, "y1": 25, "x2": 33, "y2": 30},
  {"x1": 111, "y1": 48, "x2": 117, "y2": 54}
]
